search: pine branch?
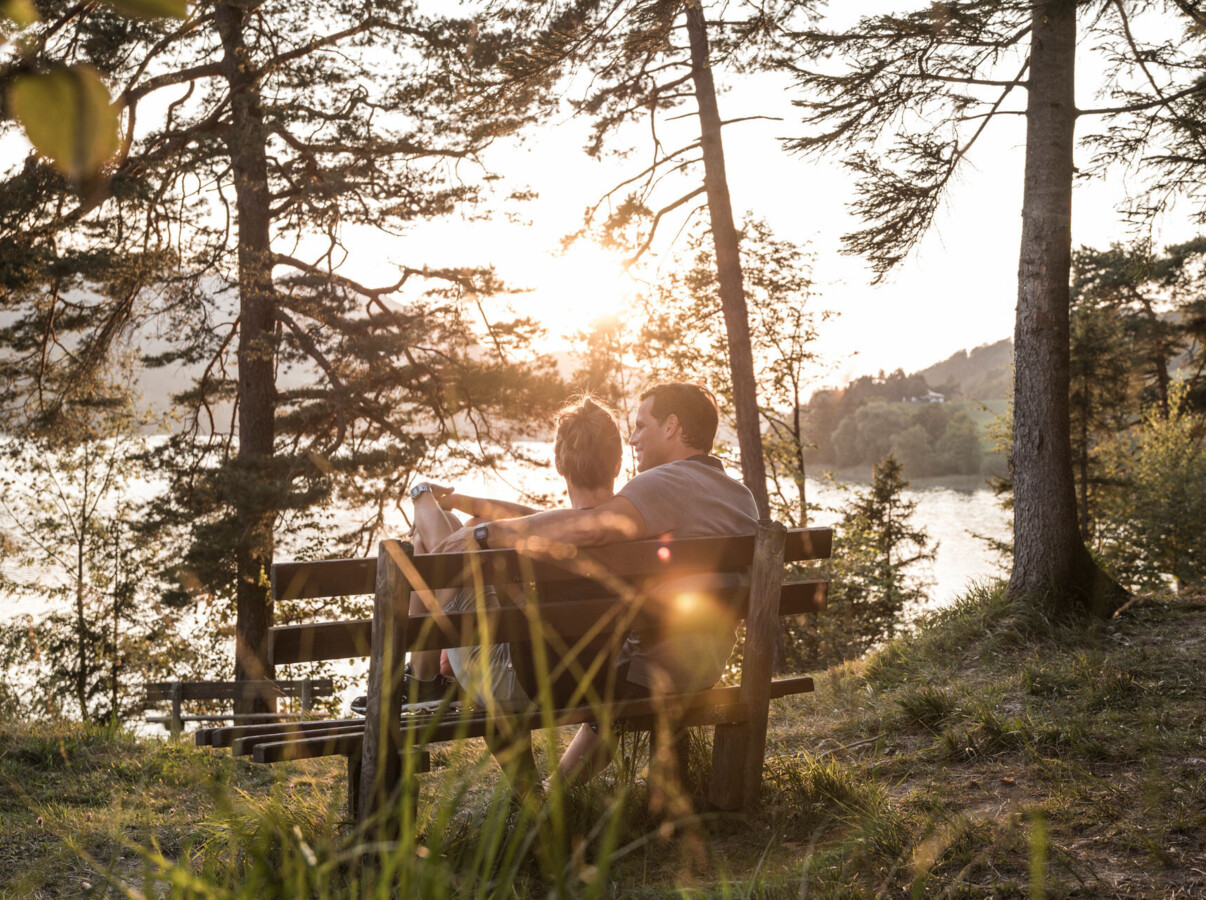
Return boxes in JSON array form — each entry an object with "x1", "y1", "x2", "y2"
[{"x1": 626, "y1": 185, "x2": 705, "y2": 265}]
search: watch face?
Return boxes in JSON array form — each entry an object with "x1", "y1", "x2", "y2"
[
  {"x1": 474, "y1": 525, "x2": 489, "y2": 549},
  {"x1": 410, "y1": 483, "x2": 432, "y2": 499}
]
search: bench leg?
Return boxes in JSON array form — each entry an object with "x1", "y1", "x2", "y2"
[
  {"x1": 709, "y1": 521, "x2": 786, "y2": 812},
  {"x1": 358, "y1": 540, "x2": 412, "y2": 834},
  {"x1": 347, "y1": 753, "x2": 362, "y2": 820},
  {"x1": 169, "y1": 682, "x2": 183, "y2": 738},
  {"x1": 350, "y1": 749, "x2": 429, "y2": 828}
]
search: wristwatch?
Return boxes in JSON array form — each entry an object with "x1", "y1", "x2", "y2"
[
  {"x1": 409, "y1": 482, "x2": 433, "y2": 500},
  {"x1": 473, "y1": 524, "x2": 491, "y2": 549}
]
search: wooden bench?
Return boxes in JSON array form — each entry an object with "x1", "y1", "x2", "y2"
[
  {"x1": 146, "y1": 678, "x2": 334, "y2": 736},
  {"x1": 196, "y1": 520, "x2": 830, "y2": 825}
]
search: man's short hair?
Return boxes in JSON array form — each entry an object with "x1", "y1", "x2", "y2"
[
  {"x1": 640, "y1": 382, "x2": 719, "y2": 453},
  {"x1": 554, "y1": 396, "x2": 623, "y2": 490}
]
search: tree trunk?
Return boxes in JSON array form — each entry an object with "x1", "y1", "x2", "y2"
[
  {"x1": 1008, "y1": 0, "x2": 1124, "y2": 617},
  {"x1": 793, "y1": 401, "x2": 808, "y2": 526},
  {"x1": 684, "y1": 1, "x2": 770, "y2": 518},
  {"x1": 217, "y1": 2, "x2": 277, "y2": 713}
]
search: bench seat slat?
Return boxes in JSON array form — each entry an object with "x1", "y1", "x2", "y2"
[
  {"x1": 225, "y1": 676, "x2": 815, "y2": 762},
  {"x1": 234, "y1": 724, "x2": 367, "y2": 757},
  {"x1": 273, "y1": 528, "x2": 832, "y2": 602},
  {"x1": 253, "y1": 702, "x2": 751, "y2": 763},
  {"x1": 270, "y1": 580, "x2": 829, "y2": 666},
  {"x1": 199, "y1": 716, "x2": 367, "y2": 748}
]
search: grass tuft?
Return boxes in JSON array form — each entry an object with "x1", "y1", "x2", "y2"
[{"x1": 895, "y1": 684, "x2": 958, "y2": 729}]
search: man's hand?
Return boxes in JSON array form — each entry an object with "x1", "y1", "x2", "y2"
[{"x1": 435, "y1": 526, "x2": 477, "y2": 554}]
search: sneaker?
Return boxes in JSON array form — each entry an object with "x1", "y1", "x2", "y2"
[{"x1": 350, "y1": 665, "x2": 453, "y2": 715}]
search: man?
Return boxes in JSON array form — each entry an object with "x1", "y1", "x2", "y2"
[{"x1": 409, "y1": 382, "x2": 760, "y2": 782}]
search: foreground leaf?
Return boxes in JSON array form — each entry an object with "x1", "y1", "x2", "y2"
[
  {"x1": 9, "y1": 66, "x2": 121, "y2": 182},
  {"x1": 101, "y1": 0, "x2": 188, "y2": 19},
  {"x1": 0, "y1": 0, "x2": 38, "y2": 27}
]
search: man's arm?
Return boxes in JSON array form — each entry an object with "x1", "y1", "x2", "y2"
[
  {"x1": 444, "y1": 492, "x2": 540, "y2": 521},
  {"x1": 464, "y1": 494, "x2": 648, "y2": 551}
]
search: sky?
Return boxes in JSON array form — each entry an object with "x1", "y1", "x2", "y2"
[
  {"x1": 2, "y1": 2, "x2": 1198, "y2": 398},
  {"x1": 333, "y1": 23, "x2": 1198, "y2": 394}
]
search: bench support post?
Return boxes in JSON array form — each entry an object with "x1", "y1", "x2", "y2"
[
  {"x1": 709, "y1": 519, "x2": 786, "y2": 812},
  {"x1": 169, "y1": 681, "x2": 184, "y2": 737},
  {"x1": 358, "y1": 540, "x2": 412, "y2": 832}
]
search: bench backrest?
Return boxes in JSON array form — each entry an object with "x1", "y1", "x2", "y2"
[
  {"x1": 268, "y1": 528, "x2": 831, "y2": 666},
  {"x1": 274, "y1": 528, "x2": 830, "y2": 601},
  {"x1": 145, "y1": 678, "x2": 336, "y2": 703}
]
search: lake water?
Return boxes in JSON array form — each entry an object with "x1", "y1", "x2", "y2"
[
  {"x1": 0, "y1": 441, "x2": 1010, "y2": 622},
  {"x1": 0, "y1": 441, "x2": 1011, "y2": 722}
]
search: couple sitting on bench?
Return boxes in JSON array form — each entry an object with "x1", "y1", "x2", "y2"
[{"x1": 361, "y1": 381, "x2": 759, "y2": 784}]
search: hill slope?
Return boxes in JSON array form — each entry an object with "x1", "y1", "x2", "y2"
[
  {"x1": 2, "y1": 587, "x2": 1203, "y2": 897},
  {"x1": 916, "y1": 338, "x2": 1013, "y2": 401}
]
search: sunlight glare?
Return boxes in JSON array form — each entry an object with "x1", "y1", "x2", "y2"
[{"x1": 533, "y1": 243, "x2": 637, "y2": 340}]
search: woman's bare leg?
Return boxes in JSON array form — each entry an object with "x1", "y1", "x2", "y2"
[
  {"x1": 555, "y1": 724, "x2": 612, "y2": 785},
  {"x1": 407, "y1": 496, "x2": 465, "y2": 679}
]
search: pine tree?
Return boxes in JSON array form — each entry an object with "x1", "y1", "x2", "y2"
[
  {"x1": 0, "y1": 2, "x2": 563, "y2": 707},
  {"x1": 1096, "y1": 383, "x2": 1206, "y2": 593},
  {"x1": 806, "y1": 454, "x2": 935, "y2": 666},
  {"x1": 489, "y1": 0, "x2": 815, "y2": 518},
  {"x1": 633, "y1": 216, "x2": 822, "y2": 525},
  {"x1": 782, "y1": 0, "x2": 1206, "y2": 616}
]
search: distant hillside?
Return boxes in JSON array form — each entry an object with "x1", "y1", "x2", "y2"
[{"x1": 915, "y1": 338, "x2": 1012, "y2": 401}]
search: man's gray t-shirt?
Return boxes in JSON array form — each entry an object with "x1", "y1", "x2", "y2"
[{"x1": 615, "y1": 455, "x2": 759, "y2": 690}]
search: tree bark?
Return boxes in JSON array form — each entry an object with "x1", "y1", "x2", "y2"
[
  {"x1": 217, "y1": 2, "x2": 277, "y2": 712},
  {"x1": 1008, "y1": 0, "x2": 1124, "y2": 617},
  {"x1": 684, "y1": 1, "x2": 770, "y2": 518}
]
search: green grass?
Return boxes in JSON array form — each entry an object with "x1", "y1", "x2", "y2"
[{"x1": 3, "y1": 586, "x2": 1205, "y2": 897}]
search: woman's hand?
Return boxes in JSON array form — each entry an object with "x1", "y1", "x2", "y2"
[
  {"x1": 410, "y1": 481, "x2": 455, "y2": 507},
  {"x1": 427, "y1": 482, "x2": 458, "y2": 509}
]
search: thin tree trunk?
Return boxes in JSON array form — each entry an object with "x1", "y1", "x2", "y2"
[
  {"x1": 793, "y1": 401, "x2": 808, "y2": 526},
  {"x1": 1077, "y1": 412, "x2": 1089, "y2": 541},
  {"x1": 76, "y1": 531, "x2": 87, "y2": 719},
  {"x1": 1008, "y1": 0, "x2": 1123, "y2": 617},
  {"x1": 684, "y1": 1, "x2": 770, "y2": 518},
  {"x1": 217, "y1": 2, "x2": 277, "y2": 713}
]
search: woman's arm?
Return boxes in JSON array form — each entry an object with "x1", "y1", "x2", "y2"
[{"x1": 418, "y1": 482, "x2": 540, "y2": 521}]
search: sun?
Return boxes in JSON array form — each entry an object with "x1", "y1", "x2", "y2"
[{"x1": 527, "y1": 242, "x2": 638, "y2": 340}]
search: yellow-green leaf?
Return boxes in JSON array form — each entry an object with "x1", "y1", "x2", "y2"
[
  {"x1": 101, "y1": 0, "x2": 188, "y2": 20},
  {"x1": 0, "y1": 0, "x2": 38, "y2": 27},
  {"x1": 9, "y1": 67, "x2": 121, "y2": 183}
]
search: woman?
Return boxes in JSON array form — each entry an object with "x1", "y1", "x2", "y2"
[{"x1": 402, "y1": 396, "x2": 625, "y2": 718}]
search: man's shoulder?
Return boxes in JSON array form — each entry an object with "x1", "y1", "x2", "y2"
[
  {"x1": 618, "y1": 455, "x2": 758, "y2": 527},
  {"x1": 633, "y1": 455, "x2": 730, "y2": 481}
]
